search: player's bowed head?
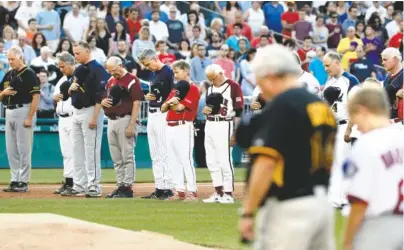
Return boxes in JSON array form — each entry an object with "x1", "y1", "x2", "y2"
[
  {"x1": 202, "y1": 64, "x2": 226, "y2": 115},
  {"x1": 323, "y1": 51, "x2": 343, "y2": 78},
  {"x1": 138, "y1": 49, "x2": 165, "y2": 102}
]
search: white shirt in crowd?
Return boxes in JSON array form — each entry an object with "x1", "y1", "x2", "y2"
[
  {"x1": 160, "y1": 4, "x2": 181, "y2": 20},
  {"x1": 345, "y1": 125, "x2": 404, "y2": 217},
  {"x1": 365, "y1": 5, "x2": 387, "y2": 23},
  {"x1": 63, "y1": 12, "x2": 88, "y2": 42},
  {"x1": 54, "y1": 75, "x2": 74, "y2": 116},
  {"x1": 91, "y1": 48, "x2": 107, "y2": 65},
  {"x1": 386, "y1": 20, "x2": 400, "y2": 38},
  {"x1": 14, "y1": 3, "x2": 40, "y2": 32},
  {"x1": 30, "y1": 56, "x2": 57, "y2": 82},
  {"x1": 149, "y1": 20, "x2": 169, "y2": 41},
  {"x1": 246, "y1": 8, "x2": 265, "y2": 35}
]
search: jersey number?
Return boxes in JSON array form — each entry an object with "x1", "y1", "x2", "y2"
[
  {"x1": 220, "y1": 99, "x2": 228, "y2": 116},
  {"x1": 394, "y1": 179, "x2": 403, "y2": 214}
]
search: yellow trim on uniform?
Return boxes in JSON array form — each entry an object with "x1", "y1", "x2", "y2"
[
  {"x1": 29, "y1": 90, "x2": 40, "y2": 93},
  {"x1": 248, "y1": 146, "x2": 285, "y2": 187},
  {"x1": 16, "y1": 68, "x2": 28, "y2": 77}
]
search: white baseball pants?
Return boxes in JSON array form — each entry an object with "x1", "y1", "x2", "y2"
[
  {"x1": 58, "y1": 116, "x2": 74, "y2": 178},
  {"x1": 205, "y1": 120, "x2": 234, "y2": 192},
  {"x1": 147, "y1": 110, "x2": 172, "y2": 190},
  {"x1": 167, "y1": 121, "x2": 197, "y2": 192}
]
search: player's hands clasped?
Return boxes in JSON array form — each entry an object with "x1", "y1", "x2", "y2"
[
  {"x1": 396, "y1": 89, "x2": 404, "y2": 98},
  {"x1": 53, "y1": 94, "x2": 64, "y2": 102},
  {"x1": 239, "y1": 217, "x2": 254, "y2": 243},
  {"x1": 69, "y1": 82, "x2": 79, "y2": 93},
  {"x1": 2, "y1": 87, "x2": 17, "y2": 96},
  {"x1": 101, "y1": 98, "x2": 113, "y2": 108},
  {"x1": 202, "y1": 106, "x2": 212, "y2": 115},
  {"x1": 250, "y1": 101, "x2": 261, "y2": 110},
  {"x1": 167, "y1": 97, "x2": 180, "y2": 105},
  {"x1": 145, "y1": 93, "x2": 156, "y2": 101}
]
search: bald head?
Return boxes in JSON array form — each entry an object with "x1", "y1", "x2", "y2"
[{"x1": 106, "y1": 56, "x2": 126, "y2": 78}]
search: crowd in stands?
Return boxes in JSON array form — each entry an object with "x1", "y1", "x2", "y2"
[{"x1": 0, "y1": 1, "x2": 403, "y2": 118}]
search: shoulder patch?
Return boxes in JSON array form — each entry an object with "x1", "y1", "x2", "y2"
[{"x1": 343, "y1": 159, "x2": 358, "y2": 179}]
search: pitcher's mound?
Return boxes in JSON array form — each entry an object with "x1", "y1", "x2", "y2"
[{"x1": 0, "y1": 213, "x2": 212, "y2": 250}]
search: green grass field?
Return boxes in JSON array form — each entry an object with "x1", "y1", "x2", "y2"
[{"x1": 0, "y1": 168, "x2": 346, "y2": 249}]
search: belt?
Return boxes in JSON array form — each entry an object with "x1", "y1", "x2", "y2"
[
  {"x1": 149, "y1": 108, "x2": 159, "y2": 113},
  {"x1": 108, "y1": 113, "x2": 131, "y2": 120},
  {"x1": 59, "y1": 113, "x2": 72, "y2": 118},
  {"x1": 194, "y1": 120, "x2": 206, "y2": 125},
  {"x1": 276, "y1": 185, "x2": 327, "y2": 201},
  {"x1": 167, "y1": 120, "x2": 189, "y2": 127},
  {"x1": 207, "y1": 116, "x2": 233, "y2": 122},
  {"x1": 74, "y1": 104, "x2": 92, "y2": 110},
  {"x1": 5, "y1": 104, "x2": 26, "y2": 110},
  {"x1": 338, "y1": 119, "x2": 348, "y2": 125}
]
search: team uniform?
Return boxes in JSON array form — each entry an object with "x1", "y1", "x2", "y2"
[
  {"x1": 103, "y1": 73, "x2": 143, "y2": 197},
  {"x1": 323, "y1": 71, "x2": 359, "y2": 207},
  {"x1": 203, "y1": 79, "x2": 243, "y2": 203},
  {"x1": 384, "y1": 68, "x2": 403, "y2": 129},
  {"x1": 144, "y1": 65, "x2": 174, "y2": 199},
  {"x1": 64, "y1": 60, "x2": 109, "y2": 197},
  {"x1": 249, "y1": 88, "x2": 337, "y2": 250},
  {"x1": 1, "y1": 67, "x2": 40, "y2": 192},
  {"x1": 53, "y1": 75, "x2": 75, "y2": 193},
  {"x1": 165, "y1": 83, "x2": 200, "y2": 200},
  {"x1": 344, "y1": 125, "x2": 404, "y2": 250}
]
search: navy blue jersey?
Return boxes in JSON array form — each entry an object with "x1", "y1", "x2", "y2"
[
  {"x1": 149, "y1": 65, "x2": 174, "y2": 108},
  {"x1": 71, "y1": 60, "x2": 110, "y2": 109}
]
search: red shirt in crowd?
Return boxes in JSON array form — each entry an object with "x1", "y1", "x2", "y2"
[
  {"x1": 226, "y1": 22, "x2": 253, "y2": 41},
  {"x1": 214, "y1": 57, "x2": 235, "y2": 80},
  {"x1": 250, "y1": 36, "x2": 274, "y2": 48},
  {"x1": 388, "y1": 32, "x2": 403, "y2": 48},
  {"x1": 281, "y1": 11, "x2": 299, "y2": 39},
  {"x1": 159, "y1": 53, "x2": 176, "y2": 65},
  {"x1": 166, "y1": 83, "x2": 200, "y2": 121},
  {"x1": 297, "y1": 47, "x2": 314, "y2": 72},
  {"x1": 126, "y1": 18, "x2": 142, "y2": 43},
  {"x1": 398, "y1": 87, "x2": 404, "y2": 120}
]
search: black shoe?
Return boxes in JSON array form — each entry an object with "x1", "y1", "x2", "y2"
[
  {"x1": 54, "y1": 182, "x2": 67, "y2": 194},
  {"x1": 13, "y1": 182, "x2": 28, "y2": 192},
  {"x1": 160, "y1": 189, "x2": 173, "y2": 200},
  {"x1": 61, "y1": 187, "x2": 85, "y2": 197},
  {"x1": 105, "y1": 186, "x2": 122, "y2": 198},
  {"x1": 111, "y1": 187, "x2": 134, "y2": 198},
  {"x1": 141, "y1": 188, "x2": 164, "y2": 199},
  {"x1": 3, "y1": 181, "x2": 18, "y2": 192}
]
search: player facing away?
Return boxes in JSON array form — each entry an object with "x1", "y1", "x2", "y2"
[
  {"x1": 343, "y1": 86, "x2": 403, "y2": 250},
  {"x1": 161, "y1": 60, "x2": 200, "y2": 201},
  {"x1": 202, "y1": 64, "x2": 244, "y2": 204},
  {"x1": 239, "y1": 44, "x2": 336, "y2": 250},
  {"x1": 139, "y1": 49, "x2": 174, "y2": 200},
  {"x1": 102, "y1": 57, "x2": 143, "y2": 198},
  {"x1": 323, "y1": 51, "x2": 359, "y2": 208}
]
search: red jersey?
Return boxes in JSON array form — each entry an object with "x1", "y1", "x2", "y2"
[
  {"x1": 281, "y1": 11, "x2": 299, "y2": 38},
  {"x1": 297, "y1": 47, "x2": 314, "y2": 72},
  {"x1": 225, "y1": 22, "x2": 253, "y2": 41},
  {"x1": 126, "y1": 18, "x2": 141, "y2": 43},
  {"x1": 103, "y1": 73, "x2": 144, "y2": 118},
  {"x1": 158, "y1": 53, "x2": 176, "y2": 65},
  {"x1": 250, "y1": 36, "x2": 274, "y2": 48},
  {"x1": 166, "y1": 83, "x2": 200, "y2": 121},
  {"x1": 388, "y1": 32, "x2": 403, "y2": 49}
]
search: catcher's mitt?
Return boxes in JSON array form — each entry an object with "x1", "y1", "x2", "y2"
[
  {"x1": 108, "y1": 84, "x2": 125, "y2": 106},
  {"x1": 174, "y1": 80, "x2": 190, "y2": 100},
  {"x1": 59, "y1": 80, "x2": 71, "y2": 101},
  {"x1": 323, "y1": 86, "x2": 342, "y2": 106},
  {"x1": 206, "y1": 92, "x2": 224, "y2": 115}
]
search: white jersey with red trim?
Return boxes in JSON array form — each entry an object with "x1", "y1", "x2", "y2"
[
  {"x1": 206, "y1": 79, "x2": 244, "y2": 119},
  {"x1": 344, "y1": 125, "x2": 404, "y2": 217}
]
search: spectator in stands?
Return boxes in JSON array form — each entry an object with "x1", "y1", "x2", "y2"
[
  {"x1": 337, "y1": 26, "x2": 363, "y2": 60},
  {"x1": 342, "y1": 41, "x2": 360, "y2": 71},
  {"x1": 166, "y1": 5, "x2": 185, "y2": 50},
  {"x1": 83, "y1": 17, "x2": 97, "y2": 42},
  {"x1": 302, "y1": 3, "x2": 316, "y2": 26},
  {"x1": 245, "y1": 1, "x2": 265, "y2": 36},
  {"x1": 283, "y1": 38, "x2": 297, "y2": 50},
  {"x1": 190, "y1": 44, "x2": 213, "y2": 83},
  {"x1": 384, "y1": 5, "x2": 395, "y2": 25},
  {"x1": 226, "y1": 11, "x2": 253, "y2": 41},
  {"x1": 2, "y1": 25, "x2": 17, "y2": 51},
  {"x1": 105, "y1": 2, "x2": 127, "y2": 33},
  {"x1": 87, "y1": 35, "x2": 107, "y2": 65},
  {"x1": 297, "y1": 36, "x2": 314, "y2": 72},
  {"x1": 145, "y1": 2, "x2": 168, "y2": 23},
  {"x1": 313, "y1": 16, "x2": 329, "y2": 49},
  {"x1": 292, "y1": 9, "x2": 313, "y2": 45},
  {"x1": 190, "y1": 26, "x2": 207, "y2": 47},
  {"x1": 149, "y1": 11, "x2": 169, "y2": 42},
  {"x1": 31, "y1": 46, "x2": 58, "y2": 82},
  {"x1": 207, "y1": 31, "x2": 223, "y2": 59},
  {"x1": 36, "y1": 1, "x2": 60, "y2": 52},
  {"x1": 223, "y1": 1, "x2": 241, "y2": 24},
  {"x1": 37, "y1": 68, "x2": 55, "y2": 119},
  {"x1": 94, "y1": 18, "x2": 113, "y2": 57},
  {"x1": 208, "y1": 18, "x2": 225, "y2": 37},
  {"x1": 257, "y1": 35, "x2": 270, "y2": 49},
  {"x1": 363, "y1": 25, "x2": 383, "y2": 65},
  {"x1": 365, "y1": 1, "x2": 387, "y2": 23},
  {"x1": 160, "y1": 1, "x2": 181, "y2": 20},
  {"x1": 386, "y1": 11, "x2": 402, "y2": 38},
  {"x1": 132, "y1": 26, "x2": 155, "y2": 59},
  {"x1": 111, "y1": 21, "x2": 130, "y2": 54},
  {"x1": 228, "y1": 47, "x2": 241, "y2": 82},
  {"x1": 115, "y1": 40, "x2": 137, "y2": 74},
  {"x1": 240, "y1": 48, "x2": 257, "y2": 96},
  {"x1": 180, "y1": 2, "x2": 206, "y2": 31},
  {"x1": 336, "y1": 1, "x2": 348, "y2": 24},
  {"x1": 235, "y1": 38, "x2": 248, "y2": 61},
  {"x1": 53, "y1": 39, "x2": 73, "y2": 57},
  {"x1": 185, "y1": 10, "x2": 206, "y2": 41},
  {"x1": 97, "y1": 1, "x2": 109, "y2": 19},
  {"x1": 263, "y1": 1, "x2": 284, "y2": 43},
  {"x1": 31, "y1": 32, "x2": 47, "y2": 57},
  {"x1": 214, "y1": 44, "x2": 235, "y2": 80},
  {"x1": 126, "y1": 8, "x2": 141, "y2": 43},
  {"x1": 156, "y1": 40, "x2": 176, "y2": 65},
  {"x1": 17, "y1": 33, "x2": 36, "y2": 66},
  {"x1": 0, "y1": 39, "x2": 8, "y2": 81},
  {"x1": 309, "y1": 46, "x2": 328, "y2": 86},
  {"x1": 368, "y1": 13, "x2": 389, "y2": 44},
  {"x1": 15, "y1": 1, "x2": 40, "y2": 34},
  {"x1": 226, "y1": 24, "x2": 250, "y2": 52},
  {"x1": 355, "y1": 21, "x2": 365, "y2": 39},
  {"x1": 342, "y1": 6, "x2": 358, "y2": 35},
  {"x1": 349, "y1": 45, "x2": 376, "y2": 82},
  {"x1": 174, "y1": 39, "x2": 191, "y2": 61},
  {"x1": 326, "y1": 12, "x2": 343, "y2": 49},
  {"x1": 190, "y1": 43, "x2": 199, "y2": 59},
  {"x1": 281, "y1": 2, "x2": 299, "y2": 40},
  {"x1": 86, "y1": 5, "x2": 98, "y2": 21},
  {"x1": 388, "y1": 21, "x2": 403, "y2": 48},
  {"x1": 63, "y1": 3, "x2": 88, "y2": 43},
  {"x1": 250, "y1": 26, "x2": 275, "y2": 48},
  {"x1": 25, "y1": 18, "x2": 37, "y2": 43}
]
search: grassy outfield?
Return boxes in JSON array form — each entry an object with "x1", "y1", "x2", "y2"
[
  {"x1": 0, "y1": 168, "x2": 247, "y2": 185},
  {"x1": 0, "y1": 199, "x2": 346, "y2": 250}
]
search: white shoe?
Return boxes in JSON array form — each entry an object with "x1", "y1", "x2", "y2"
[
  {"x1": 203, "y1": 193, "x2": 221, "y2": 203},
  {"x1": 219, "y1": 194, "x2": 235, "y2": 204}
]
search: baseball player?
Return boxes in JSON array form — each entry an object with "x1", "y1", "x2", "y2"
[
  {"x1": 322, "y1": 51, "x2": 359, "y2": 208},
  {"x1": 0, "y1": 46, "x2": 40, "y2": 193},
  {"x1": 239, "y1": 44, "x2": 337, "y2": 250},
  {"x1": 52, "y1": 52, "x2": 76, "y2": 194},
  {"x1": 202, "y1": 64, "x2": 244, "y2": 204},
  {"x1": 161, "y1": 60, "x2": 200, "y2": 201},
  {"x1": 342, "y1": 86, "x2": 403, "y2": 250},
  {"x1": 101, "y1": 57, "x2": 143, "y2": 198},
  {"x1": 62, "y1": 41, "x2": 109, "y2": 198},
  {"x1": 138, "y1": 49, "x2": 174, "y2": 200}
]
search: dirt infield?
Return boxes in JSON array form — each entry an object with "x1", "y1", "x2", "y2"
[{"x1": 0, "y1": 183, "x2": 245, "y2": 199}]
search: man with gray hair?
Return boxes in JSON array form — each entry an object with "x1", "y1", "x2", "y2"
[
  {"x1": 52, "y1": 52, "x2": 76, "y2": 195},
  {"x1": 138, "y1": 48, "x2": 174, "y2": 200},
  {"x1": 322, "y1": 51, "x2": 359, "y2": 210},
  {"x1": 0, "y1": 46, "x2": 40, "y2": 192},
  {"x1": 238, "y1": 44, "x2": 336, "y2": 250}
]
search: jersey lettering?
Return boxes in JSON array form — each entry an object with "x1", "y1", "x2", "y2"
[
  {"x1": 381, "y1": 148, "x2": 403, "y2": 169},
  {"x1": 394, "y1": 179, "x2": 403, "y2": 214},
  {"x1": 220, "y1": 99, "x2": 228, "y2": 116}
]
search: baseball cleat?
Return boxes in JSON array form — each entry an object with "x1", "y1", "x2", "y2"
[
  {"x1": 203, "y1": 193, "x2": 221, "y2": 203},
  {"x1": 166, "y1": 191, "x2": 186, "y2": 201},
  {"x1": 105, "y1": 186, "x2": 134, "y2": 198},
  {"x1": 161, "y1": 189, "x2": 174, "y2": 200},
  {"x1": 85, "y1": 185, "x2": 102, "y2": 198},
  {"x1": 184, "y1": 192, "x2": 198, "y2": 202},
  {"x1": 3, "y1": 181, "x2": 19, "y2": 192},
  {"x1": 141, "y1": 188, "x2": 164, "y2": 199},
  {"x1": 13, "y1": 182, "x2": 28, "y2": 192},
  {"x1": 61, "y1": 187, "x2": 85, "y2": 197},
  {"x1": 54, "y1": 182, "x2": 67, "y2": 194},
  {"x1": 219, "y1": 194, "x2": 235, "y2": 204}
]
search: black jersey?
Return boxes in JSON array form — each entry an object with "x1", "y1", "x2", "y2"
[{"x1": 248, "y1": 88, "x2": 337, "y2": 201}]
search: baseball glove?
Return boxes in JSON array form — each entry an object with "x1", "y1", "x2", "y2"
[
  {"x1": 108, "y1": 84, "x2": 125, "y2": 106},
  {"x1": 323, "y1": 86, "x2": 342, "y2": 106},
  {"x1": 206, "y1": 92, "x2": 223, "y2": 115},
  {"x1": 174, "y1": 80, "x2": 190, "y2": 100},
  {"x1": 150, "y1": 80, "x2": 164, "y2": 98},
  {"x1": 59, "y1": 80, "x2": 71, "y2": 101}
]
